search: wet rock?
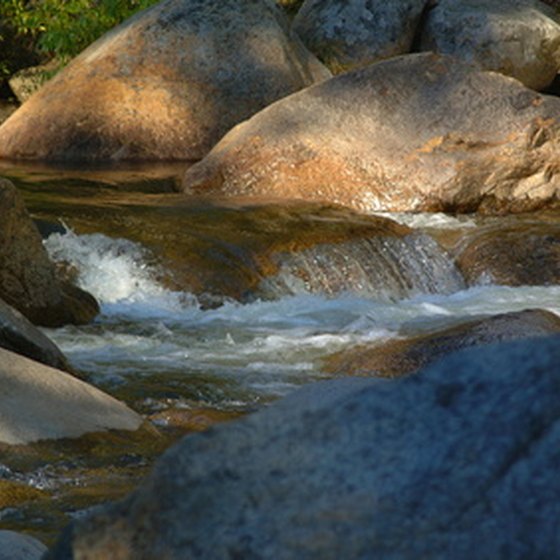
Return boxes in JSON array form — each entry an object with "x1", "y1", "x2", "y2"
[
  {"x1": 0, "y1": 0, "x2": 330, "y2": 162},
  {"x1": 455, "y1": 219, "x2": 560, "y2": 285},
  {"x1": 183, "y1": 53, "x2": 560, "y2": 214},
  {"x1": 47, "y1": 336, "x2": 560, "y2": 559},
  {"x1": 256, "y1": 230, "x2": 465, "y2": 300},
  {"x1": 325, "y1": 309, "x2": 560, "y2": 377},
  {"x1": 0, "y1": 177, "x2": 99, "y2": 326},
  {"x1": 0, "y1": 347, "x2": 142, "y2": 445},
  {"x1": 293, "y1": 0, "x2": 428, "y2": 73},
  {"x1": 0, "y1": 531, "x2": 47, "y2": 560},
  {"x1": 420, "y1": 0, "x2": 560, "y2": 91},
  {"x1": 0, "y1": 296, "x2": 71, "y2": 372}
]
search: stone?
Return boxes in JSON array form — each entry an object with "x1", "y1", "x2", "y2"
[
  {"x1": 455, "y1": 218, "x2": 560, "y2": 285},
  {"x1": 0, "y1": 531, "x2": 47, "y2": 560},
  {"x1": 0, "y1": 0, "x2": 330, "y2": 162},
  {"x1": 0, "y1": 177, "x2": 99, "y2": 326},
  {"x1": 182, "y1": 53, "x2": 560, "y2": 214},
  {"x1": 293, "y1": 0, "x2": 428, "y2": 73},
  {"x1": 0, "y1": 296, "x2": 71, "y2": 372},
  {"x1": 420, "y1": 0, "x2": 560, "y2": 91},
  {"x1": 8, "y1": 59, "x2": 62, "y2": 104},
  {"x1": 325, "y1": 309, "x2": 560, "y2": 377},
  {"x1": 183, "y1": 53, "x2": 560, "y2": 213},
  {"x1": 46, "y1": 336, "x2": 560, "y2": 559},
  {"x1": 0, "y1": 347, "x2": 142, "y2": 445}
]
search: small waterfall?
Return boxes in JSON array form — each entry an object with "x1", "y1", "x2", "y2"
[{"x1": 256, "y1": 232, "x2": 466, "y2": 300}]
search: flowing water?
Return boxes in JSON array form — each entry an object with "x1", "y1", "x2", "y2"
[{"x1": 0, "y1": 162, "x2": 559, "y2": 545}]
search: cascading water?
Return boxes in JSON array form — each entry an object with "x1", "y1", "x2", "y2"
[
  {"x1": 41, "y1": 226, "x2": 560, "y2": 413},
  {"x1": 257, "y1": 232, "x2": 466, "y2": 299}
]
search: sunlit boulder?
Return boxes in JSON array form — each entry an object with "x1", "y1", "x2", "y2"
[
  {"x1": 0, "y1": 0, "x2": 329, "y2": 162},
  {"x1": 183, "y1": 53, "x2": 560, "y2": 214}
]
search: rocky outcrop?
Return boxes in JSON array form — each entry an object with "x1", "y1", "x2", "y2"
[
  {"x1": 0, "y1": 177, "x2": 99, "y2": 326},
  {"x1": 325, "y1": 309, "x2": 560, "y2": 377},
  {"x1": 183, "y1": 53, "x2": 560, "y2": 214},
  {"x1": 0, "y1": 297, "x2": 71, "y2": 372},
  {"x1": 421, "y1": 0, "x2": 560, "y2": 91},
  {"x1": 293, "y1": 0, "x2": 428, "y2": 73},
  {"x1": 455, "y1": 219, "x2": 560, "y2": 285},
  {"x1": 0, "y1": 531, "x2": 47, "y2": 560},
  {"x1": 47, "y1": 336, "x2": 560, "y2": 559},
  {"x1": 0, "y1": 0, "x2": 329, "y2": 162},
  {"x1": 0, "y1": 347, "x2": 142, "y2": 445}
]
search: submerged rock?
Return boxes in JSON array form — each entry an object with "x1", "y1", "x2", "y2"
[
  {"x1": 0, "y1": 177, "x2": 99, "y2": 326},
  {"x1": 455, "y1": 218, "x2": 560, "y2": 285},
  {"x1": 0, "y1": 531, "x2": 47, "y2": 560},
  {"x1": 0, "y1": 297, "x2": 71, "y2": 372},
  {"x1": 183, "y1": 53, "x2": 560, "y2": 214},
  {"x1": 421, "y1": 0, "x2": 560, "y2": 91},
  {"x1": 293, "y1": 0, "x2": 428, "y2": 73},
  {"x1": 0, "y1": 347, "x2": 142, "y2": 445},
  {"x1": 47, "y1": 336, "x2": 560, "y2": 559},
  {"x1": 325, "y1": 309, "x2": 560, "y2": 377},
  {"x1": 0, "y1": 0, "x2": 329, "y2": 162}
]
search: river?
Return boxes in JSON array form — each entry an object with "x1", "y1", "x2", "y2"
[{"x1": 0, "y1": 161, "x2": 559, "y2": 545}]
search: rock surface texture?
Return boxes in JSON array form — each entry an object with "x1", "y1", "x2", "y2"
[
  {"x1": 183, "y1": 53, "x2": 560, "y2": 214},
  {"x1": 325, "y1": 309, "x2": 560, "y2": 377},
  {"x1": 455, "y1": 218, "x2": 560, "y2": 285},
  {"x1": 0, "y1": 531, "x2": 47, "y2": 560},
  {"x1": 0, "y1": 347, "x2": 142, "y2": 445},
  {"x1": 421, "y1": 0, "x2": 560, "y2": 91},
  {"x1": 47, "y1": 336, "x2": 560, "y2": 560},
  {"x1": 0, "y1": 0, "x2": 329, "y2": 162},
  {"x1": 0, "y1": 177, "x2": 98, "y2": 326},
  {"x1": 0, "y1": 297, "x2": 71, "y2": 372},
  {"x1": 293, "y1": 0, "x2": 428, "y2": 73}
]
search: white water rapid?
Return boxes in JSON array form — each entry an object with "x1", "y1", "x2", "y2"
[{"x1": 43, "y1": 227, "x2": 560, "y2": 412}]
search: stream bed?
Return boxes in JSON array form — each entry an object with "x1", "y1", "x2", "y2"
[{"x1": 0, "y1": 162, "x2": 559, "y2": 546}]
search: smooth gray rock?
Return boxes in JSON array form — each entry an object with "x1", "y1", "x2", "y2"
[
  {"x1": 420, "y1": 0, "x2": 560, "y2": 90},
  {"x1": 0, "y1": 296, "x2": 71, "y2": 372},
  {"x1": 47, "y1": 336, "x2": 560, "y2": 559},
  {"x1": 0, "y1": 531, "x2": 47, "y2": 560},
  {"x1": 0, "y1": 347, "x2": 142, "y2": 445},
  {"x1": 293, "y1": 0, "x2": 428, "y2": 73}
]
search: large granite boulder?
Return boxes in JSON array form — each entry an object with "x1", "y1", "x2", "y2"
[
  {"x1": 183, "y1": 53, "x2": 560, "y2": 214},
  {"x1": 47, "y1": 336, "x2": 560, "y2": 559},
  {"x1": 325, "y1": 309, "x2": 560, "y2": 377},
  {"x1": 0, "y1": 347, "x2": 142, "y2": 445},
  {"x1": 0, "y1": 177, "x2": 99, "y2": 326},
  {"x1": 0, "y1": 296, "x2": 71, "y2": 372},
  {"x1": 0, "y1": 0, "x2": 329, "y2": 162},
  {"x1": 293, "y1": 0, "x2": 428, "y2": 73},
  {"x1": 420, "y1": 0, "x2": 560, "y2": 91}
]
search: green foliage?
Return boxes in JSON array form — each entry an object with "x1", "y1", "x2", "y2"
[{"x1": 0, "y1": 0, "x2": 158, "y2": 61}]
